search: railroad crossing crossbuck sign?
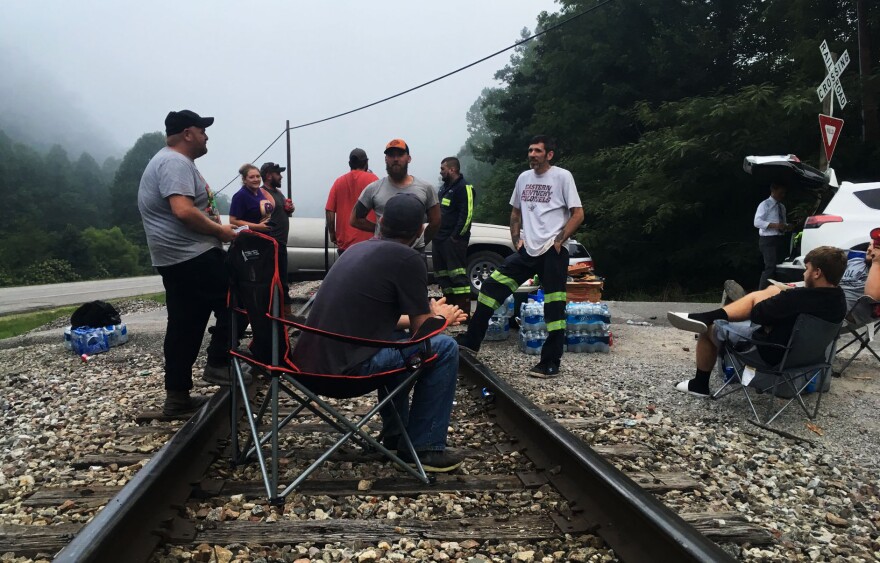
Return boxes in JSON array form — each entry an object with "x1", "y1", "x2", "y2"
[
  {"x1": 818, "y1": 114, "x2": 844, "y2": 163},
  {"x1": 816, "y1": 40, "x2": 850, "y2": 109}
]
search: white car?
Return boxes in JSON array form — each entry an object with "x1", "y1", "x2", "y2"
[
  {"x1": 776, "y1": 179, "x2": 880, "y2": 281},
  {"x1": 801, "y1": 180, "x2": 880, "y2": 255}
]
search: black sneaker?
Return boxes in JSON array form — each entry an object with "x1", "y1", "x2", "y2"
[
  {"x1": 529, "y1": 360, "x2": 560, "y2": 378},
  {"x1": 454, "y1": 334, "x2": 480, "y2": 354},
  {"x1": 398, "y1": 449, "x2": 464, "y2": 473}
]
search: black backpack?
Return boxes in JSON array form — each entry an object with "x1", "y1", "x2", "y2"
[{"x1": 70, "y1": 300, "x2": 121, "y2": 328}]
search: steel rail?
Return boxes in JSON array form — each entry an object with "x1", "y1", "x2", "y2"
[
  {"x1": 53, "y1": 390, "x2": 232, "y2": 563},
  {"x1": 458, "y1": 350, "x2": 734, "y2": 563}
]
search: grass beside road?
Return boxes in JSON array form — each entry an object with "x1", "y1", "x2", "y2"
[{"x1": 0, "y1": 292, "x2": 166, "y2": 340}]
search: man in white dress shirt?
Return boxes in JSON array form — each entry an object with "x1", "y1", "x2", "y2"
[{"x1": 754, "y1": 183, "x2": 793, "y2": 290}]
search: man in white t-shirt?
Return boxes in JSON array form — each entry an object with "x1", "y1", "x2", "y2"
[{"x1": 456, "y1": 135, "x2": 584, "y2": 377}]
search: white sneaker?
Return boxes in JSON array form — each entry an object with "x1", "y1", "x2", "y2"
[
  {"x1": 667, "y1": 312, "x2": 708, "y2": 334},
  {"x1": 674, "y1": 379, "x2": 710, "y2": 398}
]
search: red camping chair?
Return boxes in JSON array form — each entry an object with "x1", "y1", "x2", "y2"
[{"x1": 226, "y1": 231, "x2": 446, "y2": 504}]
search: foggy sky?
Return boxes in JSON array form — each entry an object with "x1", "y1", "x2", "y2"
[{"x1": 1, "y1": 1, "x2": 559, "y2": 217}]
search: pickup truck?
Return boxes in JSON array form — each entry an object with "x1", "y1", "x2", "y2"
[{"x1": 222, "y1": 216, "x2": 592, "y2": 294}]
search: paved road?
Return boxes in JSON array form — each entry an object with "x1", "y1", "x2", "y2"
[{"x1": 0, "y1": 276, "x2": 164, "y2": 315}]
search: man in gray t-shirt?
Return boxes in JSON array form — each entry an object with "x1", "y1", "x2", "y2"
[
  {"x1": 137, "y1": 109, "x2": 241, "y2": 416},
  {"x1": 351, "y1": 138, "x2": 440, "y2": 252}
]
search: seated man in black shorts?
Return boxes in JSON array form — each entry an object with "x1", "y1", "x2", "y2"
[{"x1": 668, "y1": 246, "x2": 847, "y2": 397}]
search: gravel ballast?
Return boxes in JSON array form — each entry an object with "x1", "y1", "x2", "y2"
[{"x1": 1, "y1": 291, "x2": 878, "y2": 562}]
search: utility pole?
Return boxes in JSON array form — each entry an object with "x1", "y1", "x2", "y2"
[{"x1": 857, "y1": 0, "x2": 878, "y2": 141}]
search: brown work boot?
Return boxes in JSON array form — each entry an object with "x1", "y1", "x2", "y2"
[{"x1": 163, "y1": 391, "x2": 209, "y2": 416}]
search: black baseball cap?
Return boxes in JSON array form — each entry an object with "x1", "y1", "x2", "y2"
[
  {"x1": 349, "y1": 148, "x2": 368, "y2": 164},
  {"x1": 383, "y1": 194, "x2": 424, "y2": 234},
  {"x1": 260, "y1": 162, "x2": 286, "y2": 176},
  {"x1": 165, "y1": 110, "x2": 214, "y2": 136}
]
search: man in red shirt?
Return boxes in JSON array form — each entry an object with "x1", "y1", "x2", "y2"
[{"x1": 326, "y1": 148, "x2": 379, "y2": 254}]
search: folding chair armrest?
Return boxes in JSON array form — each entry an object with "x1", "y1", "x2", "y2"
[
  {"x1": 847, "y1": 295, "x2": 880, "y2": 326},
  {"x1": 275, "y1": 314, "x2": 446, "y2": 350},
  {"x1": 731, "y1": 334, "x2": 790, "y2": 352}
]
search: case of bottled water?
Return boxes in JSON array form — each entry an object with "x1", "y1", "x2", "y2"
[
  {"x1": 518, "y1": 330, "x2": 546, "y2": 355},
  {"x1": 564, "y1": 302, "x2": 612, "y2": 353},
  {"x1": 66, "y1": 323, "x2": 128, "y2": 354},
  {"x1": 71, "y1": 327, "x2": 110, "y2": 356},
  {"x1": 519, "y1": 301, "x2": 546, "y2": 331}
]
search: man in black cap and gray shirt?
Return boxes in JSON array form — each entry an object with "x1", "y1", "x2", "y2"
[
  {"x1": 293, "y1": 194, "x2": 465, "y2": 472},
  {"x1": 260, "y1": 162, "x2": 295, "y2": 309},
  {"x1": 137, "y1": 109, "x2": 244, "y2": 416}
]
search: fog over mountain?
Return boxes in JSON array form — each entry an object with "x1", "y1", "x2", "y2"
[
  {"x1": 0, "y1": 45, "x2": 122, "y2": 162},
  {"x1": 2, "y1": 1, "x2": 556, "y2": 218}
]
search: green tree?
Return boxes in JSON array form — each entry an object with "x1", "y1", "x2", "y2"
[
  {"x1": 81, "y1": 226, "x2": 142, "y2": 278},
  {"x1": 109, "y1": 132, "x2": 165, "y2": 232},
  {"x1": 20, "y1": 259, "x2": 81, "y2": 285},
  {"x1": 463, "y1": 0, "x2": 880, "y2": 296}
]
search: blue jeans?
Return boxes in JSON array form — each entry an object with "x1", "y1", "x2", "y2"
[{"x1": 354, "y1": 334, "x2": 458, "y2": 451}]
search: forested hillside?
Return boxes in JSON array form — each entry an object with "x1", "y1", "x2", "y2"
[
  {"x1": 462, "y1": 0, "x2": 880, "y2": 297},
  {"x1": 0, "y1": 131, "x2": 229, "y2": 286}
]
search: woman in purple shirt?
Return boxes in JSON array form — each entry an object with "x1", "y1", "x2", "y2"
[{"x1": 229, "y1": 163, "x2": 274, "y2": 232}]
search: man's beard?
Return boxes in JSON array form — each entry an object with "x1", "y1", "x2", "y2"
[{"x1": 387, "y1": 162, "x2": 408, "y2": 182}]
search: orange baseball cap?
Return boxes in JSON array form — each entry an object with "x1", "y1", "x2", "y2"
[{"x1": 384, "y1": 138, "x2": 410, "y2": 154}]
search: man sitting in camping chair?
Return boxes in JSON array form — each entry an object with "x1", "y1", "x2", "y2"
[
  {"x1": 668, "y1": 246, "x2": 847, "y2": 398},
  {"x1": 290, "y1": 193, "x2": 466, "y2": 473},
  {"x1": 836, "y1": 239, "x2": 880, "y2": 374}
]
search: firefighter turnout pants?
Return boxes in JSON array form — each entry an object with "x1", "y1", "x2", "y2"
[
  {"x1": 433, "y1": 237, "x2": 470, "y2": 297},
  {"x1": 462, "y1": 246, "x2": 569, "y2": 363}
]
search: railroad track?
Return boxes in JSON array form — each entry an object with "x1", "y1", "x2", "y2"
[{"x1": 3, "y1": 352, "x2": 770, "y2": 562}]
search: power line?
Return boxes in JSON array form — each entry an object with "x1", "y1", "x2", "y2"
[{"x1": 217, "y1": 0, "x2": 615, "y2": 193}]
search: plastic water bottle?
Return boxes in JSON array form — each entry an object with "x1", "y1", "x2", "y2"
[
  {"x1": 565, "y1": 331, "x2": 578, "y2": 354},
  {"x1": 115, "y1": 323, "x2": 128, "y2": 345},
  {"x1": 103, "y1": 325, "x2": 117, "y2": 348},
  {"x1": 721, "y1": 359, "x2": 736, "y2": 382},
  {"x1": 485, "y1": 315, "x2": 509, "y2": 341},
  {"x1": 524, "y1": 331, "x2": 544, "y2": 355},
  {"x1": 63, "y1": 326, "x2": 73, "y2": 350},
  {"x1": 504, "y1": 295, "x2": 515, "y2": 318},
  {"x1": 522, "y1": 302, "x2": 546, "y2": 332},
  {"x1": 723, "y1": 365, "x2": 735, "y2": 382}
]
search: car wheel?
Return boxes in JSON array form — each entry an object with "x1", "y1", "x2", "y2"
[{"x1": 467, "y1": 250, "x2": 504, "y2": 295}]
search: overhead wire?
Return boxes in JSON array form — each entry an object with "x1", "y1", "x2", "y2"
[{"x1": 216, "y1": 0, "x2": 615, "y2": 193}]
